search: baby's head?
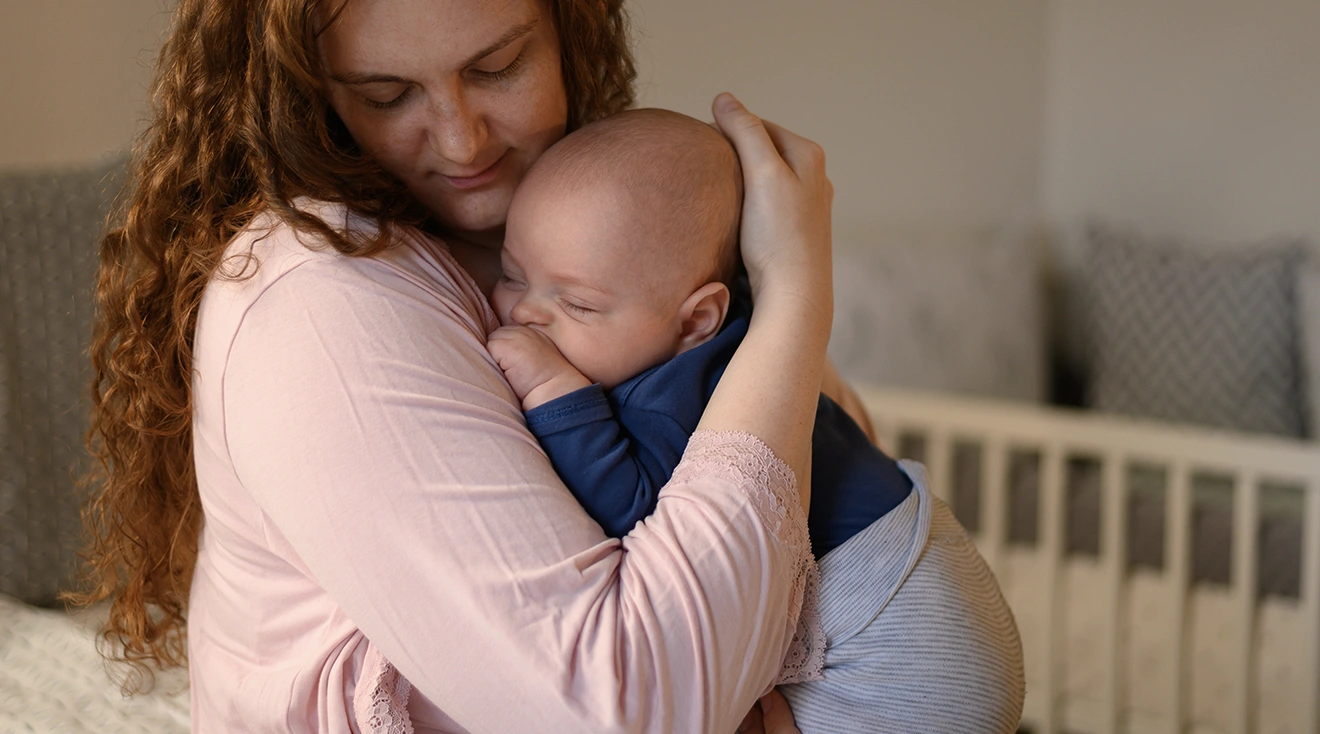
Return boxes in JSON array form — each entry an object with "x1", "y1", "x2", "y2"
[{"x1": 492, "y1": 108, "x2": 742, "y2": 388}]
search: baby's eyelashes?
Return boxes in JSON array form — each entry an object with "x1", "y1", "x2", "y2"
[{"x1": 558, "y1": 299, "x2": 596, "y2": 316}]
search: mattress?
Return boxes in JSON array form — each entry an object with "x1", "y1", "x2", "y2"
[{"x1": 0, "y1": 594, "x2": 189, "y2": 733}]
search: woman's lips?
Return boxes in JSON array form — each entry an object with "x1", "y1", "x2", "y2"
[{"x1": 440, "y1": 154, "x2": 504, "y2": 190}]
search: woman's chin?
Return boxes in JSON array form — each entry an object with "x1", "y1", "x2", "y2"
[{"x1": 419, "y1": 189, "x2": 512, "y2": 243}]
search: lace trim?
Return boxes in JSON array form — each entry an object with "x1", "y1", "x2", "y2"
[
  {"x1": 672, "y1": 431, "x2": 804, "y2": 549},
  {"x1": 673, "y1": 430, "x2": 826, "y2": 684},
  {"x1": 775, "y1": 559, "x2": 826, "y2": 684},
  {"x1": 354, "y1": 647, "x2": 414, "y2": 734}
]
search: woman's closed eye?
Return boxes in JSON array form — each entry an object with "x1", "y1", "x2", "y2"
[
  {"x1": 469, "y1": 47, "x2": 528, "y2": 84},
  {"x1": 468, "y1": 35, "x2": 532, "y2": 85},
  {"x1": 361, "y1": 85, "x2": 413, "y2": 110}
]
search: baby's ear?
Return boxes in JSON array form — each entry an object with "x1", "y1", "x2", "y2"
[{"x1": 677, "y1": 282, "x2": 731, "y2": 353}]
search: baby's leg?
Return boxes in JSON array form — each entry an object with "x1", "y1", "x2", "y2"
[{"x1": 781, "y1": 472, "x2": 1024, "y2": 734}]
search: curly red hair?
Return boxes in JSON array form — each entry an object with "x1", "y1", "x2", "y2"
[{"x1": 69, "y1": 0, "x2": 635, "y2": 692}]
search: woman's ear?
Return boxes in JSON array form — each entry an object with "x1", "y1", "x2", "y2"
[{"x1": 676, "y1": 282, "x2": 731, "y2": 353}]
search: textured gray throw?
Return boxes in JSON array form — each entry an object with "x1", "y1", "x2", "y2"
[{"x1": 0, "y1": 157, "x2": 124, "y2": 606}]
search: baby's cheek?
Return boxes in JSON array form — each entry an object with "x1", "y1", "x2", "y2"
[{"x1": 490, "y1": 287, "x2": 515, "y2": 326}]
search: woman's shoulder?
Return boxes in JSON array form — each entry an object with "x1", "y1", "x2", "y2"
[{"x1": 212, "y1": 199, "x2": 495, "y2": 327}]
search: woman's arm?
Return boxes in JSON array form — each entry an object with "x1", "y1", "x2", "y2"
[
  {"x1": 702, "y1": 94, "x2": 834, "y2": 502},
  {"x1": 219, "y1": 234, "x2": 813, "y2": 733}
]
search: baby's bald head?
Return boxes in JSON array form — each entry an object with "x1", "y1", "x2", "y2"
[{"x1": 514, "y1": 108, "x2": 742, "y2": 305}]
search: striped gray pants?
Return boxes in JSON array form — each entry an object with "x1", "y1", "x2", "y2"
[{"x1": 781, "y1": 461, "x2": 1025, "y2": 733}]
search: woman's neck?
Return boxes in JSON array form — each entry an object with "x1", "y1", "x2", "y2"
[
  {"x1": 444, "y1": 235, "x2": 504, "y2": 300},
  {"x1": 421, "y1": 221, "x2": 504, "y2": 299}
]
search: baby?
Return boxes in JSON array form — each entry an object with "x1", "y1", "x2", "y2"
[{"x1": 487, "y1": 109, "x2": 1024, "y2": 733}]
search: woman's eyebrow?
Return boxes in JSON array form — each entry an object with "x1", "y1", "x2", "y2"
[
  {"x1": 328, "y1": 71, "x2": 409, "y2": 86},
  {"x1": 328, "y1": 20, "x2": 539, "y2": 87},
  {"x1": 461, "y1": 19, "x2": 538, "y2": 68}
]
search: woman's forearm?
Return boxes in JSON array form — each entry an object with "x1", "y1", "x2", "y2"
[
  {"x1": 699, "y1": 289, "x2": 831, "y2": 487},
  {"x1": 700, "y1": 93, "x2": 834, "y2": 492}
]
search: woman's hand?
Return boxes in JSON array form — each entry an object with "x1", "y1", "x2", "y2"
[
  {"x1": 736, "y1": 690, "x2": 802, "y2": 734},
  {"x1": 711, "y1": 93, "x2": 833, "y2": 317},
  {"x1": 699, "y1": 93, "x2": 834, "y2": 483}
]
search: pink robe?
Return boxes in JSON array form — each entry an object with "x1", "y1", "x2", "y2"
[{"x1": 188, "y1": 202, "x2": 818, "y2": 733}]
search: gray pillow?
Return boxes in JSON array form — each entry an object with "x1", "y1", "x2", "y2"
[
  {"x1": 1083, "y1": 222, "x2": 1307, "y2": 437},
  {"x1": 0, "y1": 156, "x2": 125, "y2": 606}
]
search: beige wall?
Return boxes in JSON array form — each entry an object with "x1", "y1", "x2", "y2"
[
  {"x1": 630, "y1": 0, "x2": 1050, "y2": 245},
  {"x1": 0, "y1": 0, "x2": 1051, "y2": 245},
  {"x1": 0, "y1": 0, "x2": 167, "y2": 169},
  {"x1": 7, "y1": 0, "x2": 1316, "y2": 258},
  {"x1": 1040, "y1": 0, "x2": 1320, "y2": 260}
]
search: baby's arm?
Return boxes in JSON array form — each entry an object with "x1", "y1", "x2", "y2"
[
  {"x1": 524, "y1": 388, "x2": 682, "y2": 537},
  {"x1": 487, "y1": 324, "x2": 591, "y2": 409},
  {"x1": 487, "y1": 326, "x2": 687, "y2": 538}
]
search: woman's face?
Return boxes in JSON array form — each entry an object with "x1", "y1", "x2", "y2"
[{"x1": 320, "y1": 0, "x2": 569, "y2": 242}]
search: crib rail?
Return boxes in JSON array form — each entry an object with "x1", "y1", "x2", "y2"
[{"x1": 854, "y1": 385, "x2": 1320, "y2": 734}]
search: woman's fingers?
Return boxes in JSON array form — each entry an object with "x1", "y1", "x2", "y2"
[
  {"x1": 757, "y1": 690, "x2": 802, "y2": 734},
  {"x1": 712, "y1": 93, "x2": 786, "y2": 179},
  {"x1": 735, "y1": 699, "x2": 765, "y2": 733},
  {"x1": 761, "y1": 118, "x2": 830, "y2": 189}
]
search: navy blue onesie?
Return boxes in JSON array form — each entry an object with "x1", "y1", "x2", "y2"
[{"x1": 525, "y1": 297, "x2": 912, "y2": 557}]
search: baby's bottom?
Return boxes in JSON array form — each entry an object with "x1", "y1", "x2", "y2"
[{"x1": 781, "y1": 463, "x2": 1025, "y2": 734}]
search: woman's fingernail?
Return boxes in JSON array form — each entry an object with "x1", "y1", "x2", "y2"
[{"x1": 717, "y1": 92, "x2": 742, "y2": 112}]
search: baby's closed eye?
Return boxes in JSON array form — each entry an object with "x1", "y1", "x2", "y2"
[{"x1": 558, "y1": 298, "x2": 596, "y2": 315}]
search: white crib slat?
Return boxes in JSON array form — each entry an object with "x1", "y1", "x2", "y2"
[
  {"x1": 1230, "y1": 472, "x2": 1258, "y2": 734},
  {"x1": 1304, "y1": 478, "x2": 1320, "y2": 734},
  {"x1": 1099, "y1": 451, "x2": 1127, "y2": 734},
  {"x1": 925, "y1": 429, "x2": 953, "y2": 504},
  {"x1": 1037, "y1": 444, "x2": 1067, "y2": 734},
  {"x1": 1166, "y1": 461, "x2": 1192, "y2": 734},
  {"x1": 979, "y1": 436, "x2": 1007, "y2": 578}
]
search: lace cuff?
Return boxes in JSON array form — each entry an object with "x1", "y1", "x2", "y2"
[
  {"x1": 671, "y1": 430, "x2": 826, "y2": 684},
  {"x1": 354, "y1": 645, "x2": 414, "y2": 734}
]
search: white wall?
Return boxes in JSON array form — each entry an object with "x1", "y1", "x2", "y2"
[
  {"x1": 0, "y1": 0, "x2": 168, "y2": 169},
  {"x1": 630, "y1": 0, "x2": 1050, "y2": 245},
  {"x1": 1040, "y1": 0, "x2": 1320, "y2": 262}
]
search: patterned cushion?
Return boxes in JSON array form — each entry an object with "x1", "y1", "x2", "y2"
[
  {"x1": 829, "y1": 226, "x2": 1046, "y2": 401},
  {"x1": 1301, "y1": 262, "x2": 1320, "y2": 438},
  {"x1": 0, "y1": 157, "x2": 125, "y2": 606},
  {"x1": 1083, "y1": 223, "x2": 1307, "y2": 437}
]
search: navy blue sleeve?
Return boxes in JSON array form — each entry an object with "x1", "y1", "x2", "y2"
[{"x1": 524, "y1": 385, "x2": 669, "y2": 538}]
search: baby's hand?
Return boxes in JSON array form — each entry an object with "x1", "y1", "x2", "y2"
[{"x1": 487, "y1": 325, "x2": 593, "y2": 410}]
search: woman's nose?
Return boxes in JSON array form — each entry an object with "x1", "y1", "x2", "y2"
[
  {"x1": 509, "y1": 297, "x2": 549, "y2": 327},
  {"x1": 426, "y1": 86, "x2": 487, "y2": 167}
]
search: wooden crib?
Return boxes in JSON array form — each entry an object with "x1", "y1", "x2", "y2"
[{"x1": 856, "y1": 385, "x2": 1320, "y2": 734}]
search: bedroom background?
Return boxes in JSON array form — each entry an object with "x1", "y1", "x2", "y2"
[{"x1": 2, "y1": 1, "x2": 1318, "y2": 732}]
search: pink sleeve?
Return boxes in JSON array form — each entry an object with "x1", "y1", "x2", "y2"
[{"x1": 222, "y1": 255, "x2": 814, "y2": 733}]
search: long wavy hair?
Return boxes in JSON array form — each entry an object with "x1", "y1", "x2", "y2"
[{"x1": 69, "y1": 0, "x2": 635, "y2": 691}]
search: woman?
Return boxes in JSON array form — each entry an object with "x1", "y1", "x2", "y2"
[{"x1": 76, "y1": 0, "x2": 832, "y2": 731}]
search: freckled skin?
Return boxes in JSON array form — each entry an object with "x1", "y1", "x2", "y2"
[{"x1": 320, "y1": 0, "x2": 568, "y2": 248}]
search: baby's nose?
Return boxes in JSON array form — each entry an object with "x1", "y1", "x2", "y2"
[{"x1": 509, "y1": 298, "x2": 549, "y2": 326}]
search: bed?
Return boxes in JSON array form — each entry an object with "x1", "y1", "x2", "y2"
[{"x1": 0, "y1": 595, "x2": 189, "y2": 732}]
